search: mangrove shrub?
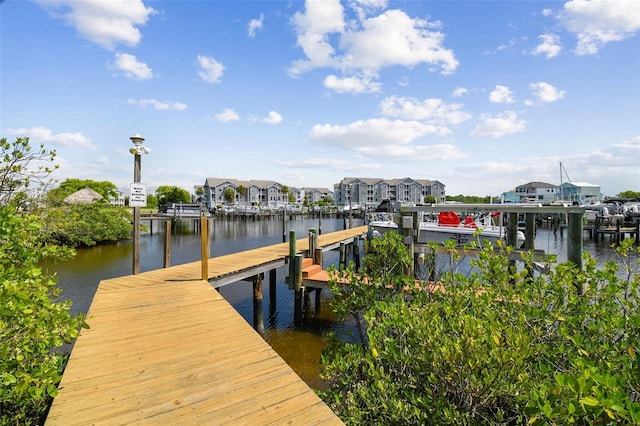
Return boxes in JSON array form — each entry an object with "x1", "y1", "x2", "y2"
[{"x1": 320, "y1": 233, "x2": 640, "y2": 425}]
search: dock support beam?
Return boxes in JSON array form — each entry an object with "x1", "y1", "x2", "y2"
[
  {"x1": 163, "y1": 220, "x2": 171, "y2": 268},
  {"x1": 293, "y1": 254, "x2": 303, "y2": 325},
  {"x1": 200, "y1": 216, "x2": 209, "y2": 281},
  {"x1": 567, "y1": 213, "x2": 584, "y2": 288},
  {"x1": 253, "y1": 273, "x2": 264, "y2": 334},
  {"x1": 288, "y1": 230, "x2": 296, "y2": 289}
]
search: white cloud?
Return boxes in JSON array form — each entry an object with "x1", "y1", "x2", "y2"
[
  {"x1": 127, "y1": 98, "x2": 187, "y2": 110},
  {"x1": 340, "y1": 9, "x2": 458, "y2": 74},
  {"x1": 379, "y1": 96, "x2": 471, "y2": 126},
  {"x1": 289, "y1": 0, "x2": 345, "y2": 75},
  {"x1": 113, "y1": 53, "x2": 153, "y2": 80},
  {"x1": 470, "y1": 111, "x2": 527, "y2": 138},
  {"x1": 308, "y1": 118, "x2": 461, "y2": 162},
  {"x1": 309, "y1": 118, "x2": 465, "y2": 161},
  {"x1": 274, "y1": 157, "x2": 374, "y2": 172},
  {"x1": 197, "y1": 54, "x2": 225, "y2": 83},
  {"x1": 289, "y1": 1, "x2": 458, "y2": 92},
  {"x1": 323, "y1": 74, "x2": 381, "y2": 93},
  {"x1": 6, "y1": 126, "x2": 98, "y2": 151},
  {"x1": 531, "y1": 33, "x2": 562, "y2": 59},
  {"x1": 558, "y1": 0, "x2": 640, "y2": 55},
  {"x1": 259, "y1": 111, "x2": 283, "y2": 125},
  {"x1": 529, "y1": 82, "x2": 566, "y2": 103},
  {"x1": 489, "y1": 85, "x2": 515, "y2": 104},
  {"x1": 247, "y1": 13, "x2": 264, "y2": 38},
  {"x1": 452, "y1": 87, "x2": 468, "y2": 97},
  {"x1": 213, "y1": 108, "x2": 240, "y2": 122},
  {"x1": 37, "y1": 0, "x2": 154, "y2": 50}
]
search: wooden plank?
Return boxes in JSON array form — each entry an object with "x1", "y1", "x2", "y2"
[{"x1": 45, "y1": 228, "x2": 365, "y2": 425}]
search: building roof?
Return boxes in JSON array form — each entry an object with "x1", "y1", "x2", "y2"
[
  {"x1": 516, "y1": 181, "x2": 556, "y2": 189},
  {"x1": 63, "y1": 187, "x2": 104, "y2": 205}
]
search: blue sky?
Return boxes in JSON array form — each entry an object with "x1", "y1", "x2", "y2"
[{"x1": 2, "y1": 0, "x2": 639, "y2": 198}]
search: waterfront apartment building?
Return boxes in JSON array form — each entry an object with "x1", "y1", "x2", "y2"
[
  {"x1": 202, "y1": 178, "x2": 334, "y2": 209},
  {"x1": 334, "y1": 177, "x2": 446, "y2": 208}
]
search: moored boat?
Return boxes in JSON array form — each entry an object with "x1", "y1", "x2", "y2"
[{"x1": 369, "y1": 211, "x2": 526, "y2": 248}]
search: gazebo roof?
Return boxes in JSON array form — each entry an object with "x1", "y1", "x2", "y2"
[{"x1": 63, "y1": 187, "x2": 104, "y2": 205}]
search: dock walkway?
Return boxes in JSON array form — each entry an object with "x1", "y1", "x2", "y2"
[{"x1": 45, "y1": 226, "x2": 368, "y2": 425}]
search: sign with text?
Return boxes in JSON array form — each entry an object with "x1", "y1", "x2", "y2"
[{"x1": 129, "y1": 183, "x2": 147, "y2": 207}]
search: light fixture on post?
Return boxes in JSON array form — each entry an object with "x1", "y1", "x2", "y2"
[{"x1": 129, "y1": 133, "x2": 150, "y2": 275}]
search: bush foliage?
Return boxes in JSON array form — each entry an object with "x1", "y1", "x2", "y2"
[
  {"x1": 320, "y1": 233, "x2": 640, "y2": 425},
  {"x1": 0, "y1": 207, "x2": 87, "y2": 424},
  {"x1": 41, "y1": 204, "x2": 132, "y2": 248}
]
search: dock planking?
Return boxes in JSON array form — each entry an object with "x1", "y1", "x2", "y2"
[{"x1": 45, "y1": 226, "x2": 367, "y2": 425}]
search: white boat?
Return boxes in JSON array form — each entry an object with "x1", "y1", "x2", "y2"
[{"x1": 369, "y1": 211, "x2": 526, "y2": 248}]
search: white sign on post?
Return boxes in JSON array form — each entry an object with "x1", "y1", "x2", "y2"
[{"x1": 130, "y1": 183, "x2": 147, "y2": 207}]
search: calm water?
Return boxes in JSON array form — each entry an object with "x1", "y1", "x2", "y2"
[{"x1": 52, "y1": 217, "x2": 628, "y2": 390}]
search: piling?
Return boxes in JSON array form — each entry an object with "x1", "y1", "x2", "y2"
[
  {"x1": 253, "y1": 273, "x2": 264, "y2": 334},
  {"x1": 200, "y1": 216, "x2": 209, "y2": 280},
  {"x1": 567, "y1": 212, "x2": 584, "y2": 293},
  {"x1": 163, "y1": 220, "x2": 171, "y2": 268},
  {"x1": 288, "y1": 230, "x2": 296, "y2": 289},
  {"x1": 293, "y1": 254, "x2": 303, "y2": 324}
]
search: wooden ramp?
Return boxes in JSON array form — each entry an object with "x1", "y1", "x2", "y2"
[{"x1": 45, "y1": 227, "x2": 368, "y2": 425}]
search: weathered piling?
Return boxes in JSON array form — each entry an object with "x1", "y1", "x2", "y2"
[
  {"x1": 163, "y1": 220, "x2": 171, "y2": 268},
  {"x1": 293, "y1": 254, "x2": 303, "y2": 324},
  {"x1": 200, "y1": 216, "x2": 209, "y2": 280},
  {"x1": 253, "y1": 273, "x2": 264, "y2": 334}
]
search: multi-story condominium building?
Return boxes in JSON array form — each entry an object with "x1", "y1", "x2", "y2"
[
  {"x1": 203, "y1": 178, "x2": 286, "y2": 209},
  {"x1": 334, "y1": 177, "x2": 446, "y2": 208},
  {"x1": 302, "y1": 187, "x2": 333, "y2": 204},
  {"x1": 202, "y1": 178, "x2": 334, "y2": 209}
]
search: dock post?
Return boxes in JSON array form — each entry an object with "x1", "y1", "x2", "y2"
[
  {"x1": 282, "y1": 209, "x2": 287, "y2": 243},
  {"x1": 524, "y1": 213, "x2": 536, "y2": 250},
  {"x1": 269, "y1": 268, "x2": 277, "y2": 304},
  {"x1": 352, "y1": 237, "x2": 360, "y2": 270},
  {"x1": 309, "y1": 228, "x2": 318, "y2": 257},
  {"x1": 339, "y1": 242, "x2": 346, "y2": 269},
  {"x1": 200, "y1": 216, "x2": 209, "y2": 280},
  {"x1": 163, "y1": 220, "x2": 171, "y2": 268},
  {"x1": 314, "y1": 247, "x2": 323, "y2": 266},
  {"x1": 253, "y1": 273, "x2": 264, "y2": 334},
  {"x1": 318, "y1": 208, "x2": 322, "y2": 235},
  {"x1": 288, "y1": 231, "x2": 296, "y2": 289},
  {"x1": 567, "y1": 212, "x2": 584, "y2": 293},
  {"x1": 293, "y1": 254, "x2": 303, "y2": 324}
]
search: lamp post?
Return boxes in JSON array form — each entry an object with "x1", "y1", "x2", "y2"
[{"x1": 129, "y1": 133, "x2": 150, "y2": 275}]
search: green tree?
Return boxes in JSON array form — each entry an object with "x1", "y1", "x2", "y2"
[
  {"x1": 0, "y1": 137, "x2": 58, "y2": 209},
  {"x1": 617, "y1": 190, "x2": 640, "y2": 199},
  {"x1": 41, "y1": 204, "x2": 132, "y2": 247},
  {"x1": 155, "y1": 185, "x2": 190, "y2": 205},
  {"x1": 223, "y1": 187, "x2": 235, "y2": 203},
  {"x1": 46, "y1": 178, "x2": 118, "y2": 206},
  {"x1": 320, "y1": 234, "x2": 640, "y2": 425},
  {"x1": 424, "y1": 194, "x2": 437, "y2": 204},
  {"x1": 445, "y1": 194, "x2": 492, "y2": 203},
  {"x1": 146, "y1": 193, "x2": 159, "y2": 210}
]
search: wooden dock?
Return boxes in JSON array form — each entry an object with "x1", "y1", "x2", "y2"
[{"x1": 45, "y1": 226, "x2": 367, "y2": 425}]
